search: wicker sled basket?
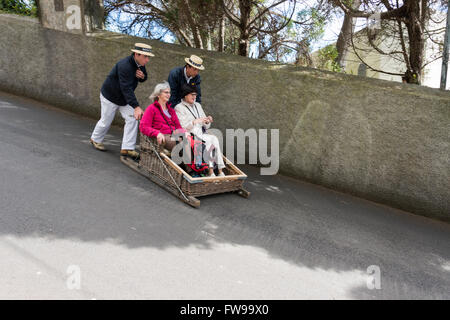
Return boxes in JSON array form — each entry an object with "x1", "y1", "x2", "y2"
[
  {"x1": 121, "y1": 134, "x2": 250, "y2": 207},
  {"x1": 140, "y1": 134, "x2": 247, "y2": 196}
]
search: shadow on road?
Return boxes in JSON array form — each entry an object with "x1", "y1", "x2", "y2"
[{"x1": 1, "y1": 91, "x2": 449, "y2": 299}]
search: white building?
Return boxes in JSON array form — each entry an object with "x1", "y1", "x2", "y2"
[{"x1": 339, "y1": 12, "x2": 449, "y2": 89}]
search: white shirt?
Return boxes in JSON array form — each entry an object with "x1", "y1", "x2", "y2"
[
  {"x1": 134, "y1": 57, "x2": 142, "y2": 68},
  {"x1": 183, "y1": 67, "x2": 193, "y2": 83}
]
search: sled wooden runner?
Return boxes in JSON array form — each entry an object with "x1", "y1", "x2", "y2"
[{"x1": 120, "y1": 156, "x2": 201, "y2": 208}]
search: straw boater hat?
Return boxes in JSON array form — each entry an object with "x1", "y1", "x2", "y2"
[
  {"x1": 131, "y1": 43, "x2": 155, "y2": 57},
  {"x1": 185, "y1": 55, "x2": 205, "y2": 70}
]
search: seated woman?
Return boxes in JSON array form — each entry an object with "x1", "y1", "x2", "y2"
[
  {"x1": 139, "y1": 81, "x2": 187, "y2": 151},
  {"x1": 175, "y1": 84, "x2": 226, "y2": 177}
]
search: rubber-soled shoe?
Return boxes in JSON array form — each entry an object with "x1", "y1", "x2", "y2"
[
  {"x1": 90, "y1": 139, "x2": 106, "y2": 151},
  {"x1": 218, "y1": 172, "x2": 226, "y2": 177},
  {"x1": 121, "y1": 149, "x2": 140, "y2": 160}
]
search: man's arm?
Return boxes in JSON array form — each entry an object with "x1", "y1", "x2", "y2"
[
  {"x1": 118, "y1": 62, "x2": 140, "y2": 108},
  {"x1": 168, "y1": 68, "x2": 180, "y2": 107}
]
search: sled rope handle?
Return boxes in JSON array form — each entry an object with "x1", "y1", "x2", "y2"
[{"x1": 151, "y1": 143, "x2": 190, "y2": 202}]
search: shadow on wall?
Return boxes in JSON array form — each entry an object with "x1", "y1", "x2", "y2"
[{"x1": 281, "y1": 99, "x2": 373, "y2": 189}]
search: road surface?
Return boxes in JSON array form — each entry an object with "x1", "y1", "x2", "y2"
[{"x1": 0, "y1": 91, "x2": 449, "y2": 299}]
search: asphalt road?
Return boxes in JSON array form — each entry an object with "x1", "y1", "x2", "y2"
[{"x1": 0, "y1": 91, "x2": 449, "y2": 300}]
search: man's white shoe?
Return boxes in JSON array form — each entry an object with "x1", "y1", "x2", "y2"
[
  {"x1": 90, "y1": 138, "x2": 106, "y2": 151},
  {"x1": 218, "y1": 172, "x2": 225, "y2": 177}
]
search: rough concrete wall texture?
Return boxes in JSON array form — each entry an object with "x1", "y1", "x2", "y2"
[{"x1": 0, "y1": 14, "x2": 449, "y2": 221}]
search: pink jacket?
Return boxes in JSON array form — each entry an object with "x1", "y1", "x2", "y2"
[{"x1": 139, "y1": 101, "x2": 184, "y2": 138}]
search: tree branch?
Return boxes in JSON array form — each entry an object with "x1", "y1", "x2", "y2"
[
  {"x1": 248, "y1": 0, "x2": 288, "y2": 27},
  {"x1": 332, "y1": 0, "x2": 407, "y2": 19},
  {"x1": 350, "y1": 25, "x2": 404, "y2": 76},
  {"x1": 222, "y1": 0, "x2": 241, "y2": 26}
]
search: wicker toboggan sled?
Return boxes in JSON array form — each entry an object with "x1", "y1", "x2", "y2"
[{"x1": 121, "y1": 134, "x2": 250, "y2": 207}]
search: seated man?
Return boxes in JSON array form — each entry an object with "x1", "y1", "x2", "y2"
[{"x1": 174, "y1": 84, "x2": 225, "y2": 177}]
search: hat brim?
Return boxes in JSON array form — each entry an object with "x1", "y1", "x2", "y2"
[
  {"x1": 131, "y1": 49, "x2": 155, "y2": 57},
  {"x1": 185, "y1": 57, "x2": 205, "y2": 70}
]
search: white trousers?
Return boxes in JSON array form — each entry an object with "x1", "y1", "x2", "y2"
[
  {"x1": 192, "y1": 126, "x2": 225, "y2": 170},
  {"x1": 91, "y1": 94, "x2": 138, "y2": 150}
]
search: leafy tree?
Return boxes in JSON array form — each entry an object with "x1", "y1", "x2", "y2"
[
  {"x1": 316, "y1": 44, "x2": 342, "y2": 72},
  {"x1": 222, "y1": 0, "x2": 297, "y2": 56},
  {"x1": 104, "y1": 0, "x2": 302, "y2": 57},
  {"x1": 331, "y1": 0, "x2": 448, "y2": 84},
  {"x1": 102, "y1": 0, "x2": 335, "y2": 64},
  {"x1": 0, "y1": 0, "x2": 37, "y2": 16},
  {"x1": 104, "y1": 0, "x2": 226, "y2": 50},
  {"x1": 256, "y1": 4, "x2": 333, "y2": 64}
]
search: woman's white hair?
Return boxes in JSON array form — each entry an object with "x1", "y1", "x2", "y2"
[{"x1": 149, "y1": 81, "x2": 170, "y2": 101}]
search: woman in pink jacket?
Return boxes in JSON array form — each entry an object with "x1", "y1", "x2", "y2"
[{"x1": 139, "y1": 81, "x2": 187, "y2": 151}]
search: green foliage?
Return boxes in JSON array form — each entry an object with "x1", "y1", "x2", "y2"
[
  {"x1": 342, "y1": 0, "x2": 355, "y2": 6},
  {"x1": 309, "y1": 9, "x2": 326, "y2": 41},
  {"x1": 0, "y1": 0, "x2": 37, "y2": 16},
  {"x1": 283, "y1": 6, "x2": 330, "y2": 66},
  {"x1": 296, "y1": 7, "x2": 326, "y2": 43},
  {"x1": 317, "y1": 44, "x2": 342, "y2": 73}
]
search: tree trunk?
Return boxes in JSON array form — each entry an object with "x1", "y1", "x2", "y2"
[
  {"x1": 335, "y1": 0, "x2": 360, "y2": 70},
  {"x1": 180, "y1": 0, "x2": 204, "y2": 49},
  {"x1": 82, "y1": 0, "x2": 104, "y2": 32},
  {"x1": 405, "y1": 0, "x2": 426, "y2": 84},
  {"x1": 237, "y1": 0, "x2": 251, "y2": 56},
  {"x1": 218, "y1": 14, "x2": 225, "y2": 52},
  {"x1": 174, "y1": 28, "x2": 194, "y2": 47},
  {"x1": 238, "y1": 32, "x2": 250, "y2": 56},
  {"x1": 206, "y1": 28, "x2": 212, "y2": 50}
]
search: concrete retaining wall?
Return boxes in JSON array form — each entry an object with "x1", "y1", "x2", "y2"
[{"x1": 1, "y1": 14, "x2": 449, "y2": 221}]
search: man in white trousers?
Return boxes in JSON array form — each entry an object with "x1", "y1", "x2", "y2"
[{"x1": 90, "y1": 43, "x2": 154, "y2": 159}]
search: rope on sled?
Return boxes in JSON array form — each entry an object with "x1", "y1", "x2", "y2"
[{"x1": 150, "y1": 143, "x2": 190, "y2": 202}]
